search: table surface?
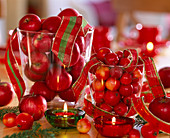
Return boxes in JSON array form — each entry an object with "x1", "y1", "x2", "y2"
[{"x1": 1, "y1": 45, "x2": 170, "y2": 137}]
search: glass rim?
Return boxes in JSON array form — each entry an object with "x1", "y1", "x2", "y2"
[{"x1": 17, "y1": 27, "x2": 94, "y2": 35}]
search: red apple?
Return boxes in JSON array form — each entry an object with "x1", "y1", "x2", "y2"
[
  {"x1": 113, "y1": 102, "x2": 128, "y2": 116},
  {"x1": 119, "y1": 84, "x2": 133, "y2": 97},
  {"x1": 120, "y1": 73, "x2": 132, "y2": 85},
  {"x1": 45, "y1": 65, "x2": 72, "y2": 91},
  {"x1": 58, "y1": 8, "x2": 79, "y2": 18},
  {"x1": 96, "y1": 47, "x2": 112, "y2": 62},
  {"x1": 69, "y1": 55, "x2": 85, "y2": 81},
  {"x1": 30, "y1": 81, "x2": 56, "y2": 102},
  {"x1": 42, "y1": 16, "x2": 61, "y2": 33},
  {"x1": 119, "y1": 57, "x2": 130, "y2": 67},
  {"x1": 93, "y1": 91, "x2": 105, "y2": 104},
  {"x1": 24, "y1": 63, "x2": 46, "y2": 81},
  {"x1": 69, "y1": 43, "x2": 80, "y2": 66},
  {"x1": 91, "y1": 79, "x2": 105, "y2": 91},
  {"x1": 32, "y1": 30, "x2": 53, "y2": 53},
  {"x1": 19, "y1": 94, "x2": 47, "y2": 121},
  {"x1": 75, "y1": 36, "x2": 85, "y2": 54},
  {"x1": 104, "y1": 90, "x2": 121, "y2": 106},
  {"x1": 77, "y1": 118, "x2": 91, "y2": 134},
  {"x1": 0, "y1": 82, "x2": 15, "y2": 107},
  {"x1": 105, "y1": 77, "x2": 120, "y2": 91},
  {"x1": 132, "y1": 68, "x2": 143, "y2": 83},
  {"x1": 109, "y1": 67, "x2": 123, "y2": 79},
  {"x1": 29, "y1": 51, "x2": 50, "y2": 74},
  {"x1": 104, "y1": 52, "x2": 119, "y2": 65},
  {"x1": 115, "y1": 50, "x2": 123, "y2": 59},
  {"x1": 149, "y1": 96, "x2": 170, "y2": 122},
  {"x1": 20, "y1": 36, "x2": 35, "y2": 55},
  {"x1": 95, "y1": 66, "x2": 110, "y2": 80},
  {"x1": 58, "y1": 87, "x2": 76, "y2": 102},
  {"x1": 158, "y1": 67, "x2": 170, "y2": 88},
  {"x1": 19, "y1": 14, "x2": 41, "y2": 31}
]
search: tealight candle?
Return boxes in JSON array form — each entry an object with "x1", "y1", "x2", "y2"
[
  {"x1": 45, "y1": 102, "x2": 85, "y2": 128},
  {"x1": 94, "y1": 116, "x2": 135, "y2": 137}
]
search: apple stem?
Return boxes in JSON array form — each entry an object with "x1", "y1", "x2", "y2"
[{"x1": 60, "y1": 8, "x2": 62, "y2": 12}]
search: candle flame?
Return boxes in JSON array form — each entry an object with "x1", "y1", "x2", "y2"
[
  {"x1": 63, "y1": 102, "x2": 68, "y2": 112},
  {"x1": 63, "y1": 102, "x2": 68, "y2": 117},
  {"x1": 147, "y1": 42, "x2": 154, "y2": 51},
  {"x1": 101, "y1": 79, "x2": 104, "y2": 86},
  {"x1": 112, "y1": 117, "x2": 116, "y2": 125}
]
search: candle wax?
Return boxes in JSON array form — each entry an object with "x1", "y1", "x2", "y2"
[{"x1": 55, "y1": 112, "x2": 75, "y2": 116}]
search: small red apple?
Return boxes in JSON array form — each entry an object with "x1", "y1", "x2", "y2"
[
  {"x1": 109, "y1": 67, "x2": 123, "y2": 79},
  {"x1": 132, "y1": 68, "x2": 143, "y2": 83},
  {"x1": 0, "y1": 82, "x2": 15, "y2": 107},
  {"x1": 93, "y1": 91, "x2": 105, "y2": 104},
  {"x1": 42, "y1": 16, "x2": 61, "y2": 33},
  {"x1": 119, "y1": 84, "x2": 133, "y2": 97},
  {"x1": 19, "y1": 14, "x2": 41, "y2": 31},
  {"x1": 58, "y1": 8, "x2": 79, "y2": 18},
  {"x1": 96, "y1": 47, "x2": 112, "y2": 62},
  {"x1": 69, "y1": 55, "x2": 85, "y2": 81},
  {"x1": 75, "y1": 36, "x2": 85, "y2": 54},
  {"x1": 69, "y1": 43, "x2": 80, "y2": 67},
  {"x1": 95, "y1": 66, "x2": 110, "y2": 80},
  {"x1": 105, "y1": 77, "x2": 120, "y2": 91},
  {"x1": 91, "y1": 79, "x2": 105, "y2": 91},
  {"x1": 20, "y1": 36, "x2": 35, "y2": 55},
  {"x1": 32, "y1": 30, "x2": 53, "y2": 53},
  {"x1": 30, "y1": 81, "x2": 56, "y2": 102},
  {"x1": 104, "y1": 90, "x2": 121, "y2": 106},
  {"x1": 28, "y1": 51, "x2": 50, "y2": 75},
  {"x1": 46, "y1": 65, "x2": 72, "y2": 91},
  {"x1": 77, "y1": 118, "x2": 91, "y2": 134},
  {"x1": 58, "y1": 87, "x2": 75, "y2": 102},
  {"x1": 19, "y1": 94, "x2": 47, "y2": 121},
  {"x1": 104, "y1": 52, "x2": 119, "y2": 65},
  {"x1": 158, "y1": 67, "x2": 170, "y2": 88},
  {"x1": 24, "y1": 64, "x2": 46, "y2": 81},
  {"x1": 120, "y1": 73, "x2": 132, "y2": 85},
  {"x1": 113, "y1": 102, "x2": 128, "y2": 116}
]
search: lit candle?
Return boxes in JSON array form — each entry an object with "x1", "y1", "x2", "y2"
[
  {"x1": 146, "y1": 42, "x2": 154, "y2": 52},
  {"x1": 94, "y1": 116, "x2": 135, "y2": 137},
  {"x1": 55, "y1": 102, "x2": 75, "y2": 117},
  {"x1": 45, "y1": 105, "x2": 85, "y2": 128}
]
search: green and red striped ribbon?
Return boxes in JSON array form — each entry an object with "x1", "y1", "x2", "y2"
[
  {"x1": 142, "y1": 55, "x2": 166, "y2": 98},
  {"x1": 52, "y1": 16, "x2": 92, "y2": 67},
  {"x1": 72, "y1": 57, "x2": 101, "y2": 102},
  {"x1": 5, "y1": 29, "x2": 26, "y2": 102}
]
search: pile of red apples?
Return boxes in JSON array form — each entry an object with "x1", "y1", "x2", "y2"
[{"x1": 17, "y1": 8, "x2": 87, "y2": 102}]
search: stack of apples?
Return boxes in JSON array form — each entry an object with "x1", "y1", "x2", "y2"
[
  {"x1": 90, "y1": 47, "x2": 144, "y2": 116},
  {"x1": 17, "y1": 8, "x2": 90, "y2": 102}
]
